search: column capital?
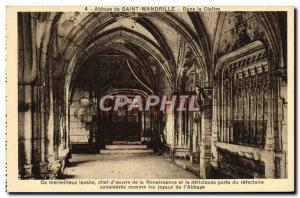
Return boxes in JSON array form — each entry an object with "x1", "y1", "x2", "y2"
[{"x1": 196, "y1": 86, "x2": 213, "y2": 110}]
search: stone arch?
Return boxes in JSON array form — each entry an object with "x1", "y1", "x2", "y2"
[
  {"x1": 212, "y1": 12, "x2": 285, "y2": 72},
  {"x1": 42, "y1": 12, "x2": 211, "y2": 90},
  {"x1": 60, "y1": 28, "x2": 173, "y2": 107},
  {"x1": 18, "y1": 11, "x2": 216, "y2": 178}
]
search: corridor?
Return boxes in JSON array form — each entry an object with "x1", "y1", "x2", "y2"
[
  {"x1": 63, "y1": 153, "x2": 198, "y2": 179},
  {"x1": 17, "y1": 11, "x2": 288, "y2": 180}
]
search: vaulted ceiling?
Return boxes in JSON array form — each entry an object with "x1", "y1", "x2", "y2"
[
  {"x1": 44, "y1": 12, "x2": 212, "y2": 99},
  {"x1": 18, "y1": 11, "x2": 286, "y2": 101}
]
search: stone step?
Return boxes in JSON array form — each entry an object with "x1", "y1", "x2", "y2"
[
  {"x1": 100, "y1": 149, "x2": 152, "y2": 154},
  {"x1": 105, "y1": 144, "x2": 147, "y2": 150},
  {"x1": 112, "y1": 141, "x2": 141, "y2": 145}
]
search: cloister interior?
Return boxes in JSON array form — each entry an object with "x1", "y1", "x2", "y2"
[{"x1": 18, "y1": 11, "x2": 288, "y2": 179}]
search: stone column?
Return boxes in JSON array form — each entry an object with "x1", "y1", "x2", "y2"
[
  {"x1": 39, "y1": 85, "x2": 47, "y2": 176},
  {"x1": 211, "y1": 85, "x2": 219, "y2": 169},
  {"x1": 31, "y1": 84, "x2": 48, "y2": 176},
  {"x1": 199, "y1": 88, "x2": 213, "y2": 179},
  {"x1": 19, "y1": 84, "x2": 33, "y2": 178},
  {"x1": 279, "y1": 76, "x2": 287, "y2": 178},
  {"x1": 177, "y1": 111, "x2": 182, "y2": 146},
  {"x1": 264, "y1": 81, "x2": 277, "y2": 178},
  {"x1": 65, "y1": 100, "x2": 71, "y2": 151},
  {"x1": 263, "y1": 151, "x2": 275, "y2": 178},
  {"x1": 18, "y1": 13, "x2": 38, "y2": 178},
  {"x1": 265, "y1": 96, "x2": 275, "y2": 150},
  {"x1": 171, "y1": 111, "x2": 177, "y2": 159},
  {"x1": 192, "y1": 113, "x2": 198, "y2": 152},
  {"x1": 166, "y1": 110, "x2": 174, "y2": 146},
  {"x1": 189, "y1": 112, "x2": 194, "y2": 163},
  {"x1": 140, "y1": 111, "x2": 145, "y2": 142},
  {"x1": 46, "y1": 87, "x2": 62, "y2": 178},
  {"x1": 143, "y1": 111, "x2": 148, "y2": 141}
]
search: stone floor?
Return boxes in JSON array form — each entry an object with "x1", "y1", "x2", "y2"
[
  {"x1": 62, "y1": 153, "x2": 199, "y2": 179},
  {"x1": 173, "y1": 159, "x2": 200, "y2": 177}
]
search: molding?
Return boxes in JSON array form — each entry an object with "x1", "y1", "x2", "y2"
[
  {"x1": 215, "y1": 40, "x2": 267, "y2": 76},
  {"x1": 215, "y1": 142, "x2": 272, "y2": 162}
]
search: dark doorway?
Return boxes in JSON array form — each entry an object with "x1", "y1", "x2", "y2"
[{"x1": 111, "y1": 108, "x2": 141, "y2": 142}]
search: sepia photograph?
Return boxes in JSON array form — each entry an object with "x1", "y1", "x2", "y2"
[{"x1": 6, "y1": 6, "x2": 294, "y2": 192}]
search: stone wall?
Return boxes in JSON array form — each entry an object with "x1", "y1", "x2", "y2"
[{"x1": 69, "y1": 89, "x2": 97, "y2": 146}]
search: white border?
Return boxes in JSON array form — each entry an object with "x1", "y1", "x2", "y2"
[{"x1": 1, "y1": 0, "x2": 299, "y2": 197}]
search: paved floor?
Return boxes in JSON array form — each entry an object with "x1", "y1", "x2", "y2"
[{"x1": 63, "y1": 153, "x2": 199, "y2": 179}]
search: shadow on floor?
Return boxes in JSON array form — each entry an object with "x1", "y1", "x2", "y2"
[{"x1": 67, "y1": 160, "x2": 95, "y2": 168}]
